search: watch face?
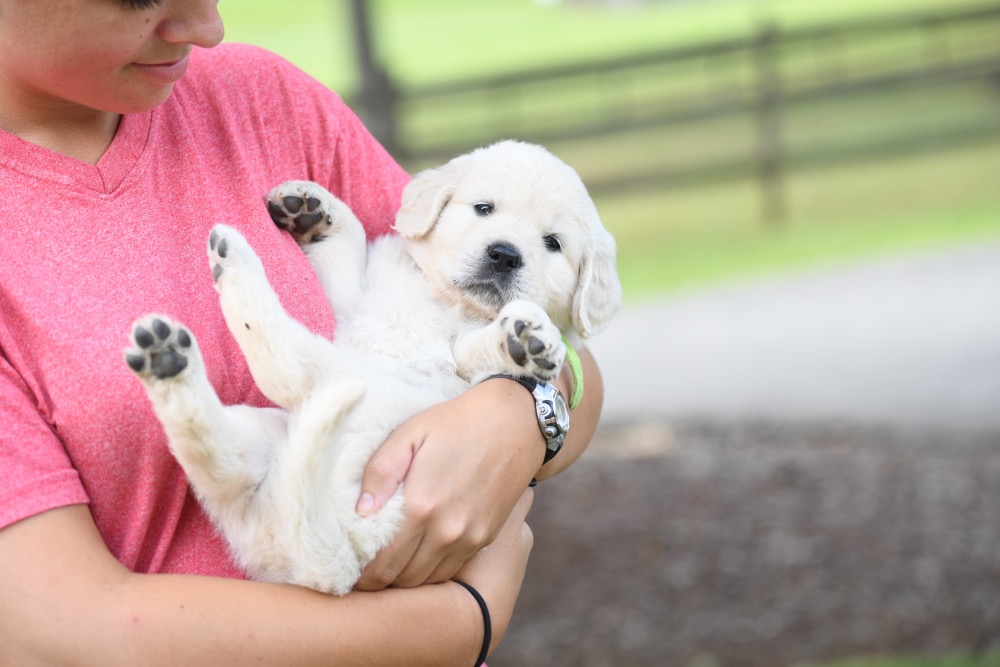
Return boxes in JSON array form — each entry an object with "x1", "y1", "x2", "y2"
[
  {"x1": 553, "y1": 393, "x2": 569, "y2": 428},
  {"x1": 545, "y1": 387, "x2": 569, "y2": 442},
  {"x1": 533, "y1": 383, "x2": 569, "y2": 448},
  {"x1": 534, "y1": 383, "x2": 569, "y2": 461}
]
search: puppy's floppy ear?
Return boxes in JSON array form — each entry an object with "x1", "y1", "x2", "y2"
[
  {"x1": 573, "y1": 227, "x2": 622, "y2": 339},
  {"x1": 393, "y1": 154, "x2": 469, "y2": 238}
]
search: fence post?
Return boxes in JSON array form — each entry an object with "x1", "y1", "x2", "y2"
[
  {"x1": 753, "y1": 21, "x2": 786, "y2": 226},
  {"x1": 348, "y1": 0, "x2": 400, "y2": 157}
]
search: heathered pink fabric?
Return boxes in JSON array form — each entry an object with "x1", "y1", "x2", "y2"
[{"x1": 0, "y1": 43, "x2": 410, "y2": 576}]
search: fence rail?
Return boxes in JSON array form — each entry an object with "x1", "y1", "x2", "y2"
[{"x1": 351, "y1": 3, "x2": 1000, "y2": 222}]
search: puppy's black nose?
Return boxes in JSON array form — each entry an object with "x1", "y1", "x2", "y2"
[{"x1": 487, "y1": 242, "x2": 522, "y2": 273}]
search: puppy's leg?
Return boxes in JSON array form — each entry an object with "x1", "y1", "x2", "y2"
[
  {"x1": 124, "y1": 315, "x2": 284, "y2": 513},
  {"x1": 266, "y1": 181, "x2": 368, "y2": 318},
  {"x1": 454, "y1": 299, "x2": 566, "y2": 383},
  {"x1": 271, "y1": 378, "x2": 410, "y2": 594},
  {"x1": 271, "y1": 381, "x2": 386, "y2": 594},
  {"x1": 208, "y1": 225, "x2": 335, "y2": 409}
]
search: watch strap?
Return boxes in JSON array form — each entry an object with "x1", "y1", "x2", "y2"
[{"x1": 499, "y1": 374, "x2": 539, "y2": 394}]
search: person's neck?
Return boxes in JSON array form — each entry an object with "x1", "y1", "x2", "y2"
[{"x1": 0, "y1": 94, "x2": 122, "y2": 165}]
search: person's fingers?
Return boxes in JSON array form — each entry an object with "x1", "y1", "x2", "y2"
[
  {"x1": 503, "y1": 487, "x2": 534, "y2": 532},
  {"x1": 395, "y1": 528, "x2": 478, "y2": 587},
  {"x1": 354, "y1": 528, "x2": 423, "y2": 591},
  {"x1": 356, "y1": 429, "x2": 417, "y2": 517},
  {"x1": 424, "y1": 556, "x2": 466, "y2": 587},
  {"x1": 392, "y1": 545, "x2": 455, "y2": 588},
  {"x1": 390, "y1": 500, "x2": 483, "y2": 587},
  {"x1": 420, "y1": 516, "x2": 508, "y2": 585}
]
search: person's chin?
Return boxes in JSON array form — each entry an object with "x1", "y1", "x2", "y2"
[{"x1": 115, "y1": 80, "x2": 179, "y2": 114}]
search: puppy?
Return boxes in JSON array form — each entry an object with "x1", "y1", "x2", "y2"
[{"x1": 125, "y1": 140, "x2": 621, "y2": 594}]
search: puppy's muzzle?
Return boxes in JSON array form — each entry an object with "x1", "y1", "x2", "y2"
[{"x1": 460, "y1": 241, "x2": 525, "y2": 310}]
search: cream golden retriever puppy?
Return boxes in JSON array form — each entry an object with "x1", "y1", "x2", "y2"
[{"x1": 124, "y1": 141, "x2": 621, "y2": 594}]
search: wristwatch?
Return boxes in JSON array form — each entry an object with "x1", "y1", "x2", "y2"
[{"x1": 492, "y1": 374, "x2": 570, "y2": 464}]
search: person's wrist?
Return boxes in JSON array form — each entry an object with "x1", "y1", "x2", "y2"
[
  {"x1": 483, "y1": 375, "x2": 568, "y2": 482},
  {"x1": 479, "y1": 376, "x2": 547, "y2": 474}
]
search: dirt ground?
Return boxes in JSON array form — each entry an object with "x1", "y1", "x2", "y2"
[{"x1": 490, "y1": 419, "x2": 1000, "y2": 667}]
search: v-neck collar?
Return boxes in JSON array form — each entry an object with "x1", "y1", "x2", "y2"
[{"x1": 0, "y1": 110, "x2": 153, "y2": 197}]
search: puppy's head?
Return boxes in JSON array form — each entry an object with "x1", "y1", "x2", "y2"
[{"x1": 394, "y1": 141, "x2": 621, "y2": 338}]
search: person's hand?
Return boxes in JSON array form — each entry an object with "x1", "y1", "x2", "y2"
[
  {"x1": 353, "y1": 379, "x2": 544, "y2": 591},
  {"x1": 453, "y1": 487, "x2": 534, "y2": 655}
]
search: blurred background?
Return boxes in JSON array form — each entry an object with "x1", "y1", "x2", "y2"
[{"x1": 221, "y1": 1, "x2": 1000, "y2": 665}]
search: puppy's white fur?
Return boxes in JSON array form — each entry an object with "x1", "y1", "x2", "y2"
[{"x1": 126, "y1": 141, "x2": 621, "y2": 594}]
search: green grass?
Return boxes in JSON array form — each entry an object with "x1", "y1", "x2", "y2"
[
  {"x1": 220, "y1": 0, "x2": 1000, "y2": 89},
  {"x1": 597, "y1": 137, "x2": 1000, "y2": 299}
]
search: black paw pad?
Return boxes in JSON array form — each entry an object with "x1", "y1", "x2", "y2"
[
  {"x1": 528, "y1": 336, "x2": 545, "y2": 355},
  {"x1": 127, "y1": 319, "x2": 192, "y2": 381},
  {"x1": 150, "y1": 349, "x2": 188, "y2": 379},
  {"x1": 268, "y1": 190, "x2": 330, "y2": 241},
  {"x1": 134, "y1": 327, "x2": 155, "y2": 349},
  {"x1": 209, "y1": 231, "x2": 227, "y2": 282},
  {"x1": 126, "y1": 353, "x2": 146, "y2": 373},
  {"x1": 152, "y1": 318, "x2": 171, "y2": 340},
  {"x1": 507, "y1": 334, "x2": 528, "y2": 366},
  {"x1": 293, "y1": 211, "x2": 324, "y2": 233},
  {"x1": 536, "y1": 357, "x2": 557, "y2": 371}
]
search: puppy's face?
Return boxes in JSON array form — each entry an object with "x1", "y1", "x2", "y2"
[{"x1": 395, "y1": 141, "x2": 622, "y2": 339}]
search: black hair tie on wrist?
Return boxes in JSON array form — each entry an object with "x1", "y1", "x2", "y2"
[{"x1": 455, "y1": 580, "x2": 491, "y2": 667}]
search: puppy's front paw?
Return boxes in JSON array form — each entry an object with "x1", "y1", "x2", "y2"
[
  {"x1": 499, "y1": 301, "x2": 565, "y2": 381},
  {"x1": 125, "y1": 315, "x2": 194, "y2": 381},
  {"x1": 266, "y1": 181, "x2": 338, "y2": 245}
]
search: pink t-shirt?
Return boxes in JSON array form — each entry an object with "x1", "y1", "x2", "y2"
[{"x1": 0, "y1": 44, "x2": 410, "y2": 577}]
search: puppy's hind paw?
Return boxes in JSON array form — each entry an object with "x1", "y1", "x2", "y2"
[
  {"x1": 125, "y1": 315, "x2": 195, "y2": 381},
  {"x1": 266, "y1": 181, "x2": 337, "y2": 245},
  {"x1": 499, "y1": 301, "x2": 565, "y2": 382},
  {"x1": 208, "y1": 224, "x2": 262, "y2": 286}
]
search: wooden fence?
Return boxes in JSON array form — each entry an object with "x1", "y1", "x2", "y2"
[{"x1": 350, "y1": 3, "x2": 1000, "y2": 223}]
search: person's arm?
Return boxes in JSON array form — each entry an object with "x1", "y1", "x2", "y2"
[
  {"x1": 0, "y1": 492, "x2": 533, "y2": 667},
  {"x1": 354, "y1": 345, "x2": 602, "y2": 590}
]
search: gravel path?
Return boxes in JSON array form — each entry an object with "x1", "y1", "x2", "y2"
[
  {"x1": 488, "y1": 244, "x2": 1000, "y2": 666},
  {"x1": 492, "y1": 420, "x2": 1000, "y2": 667},
  {"x1": 589, "y1": 242, "x2": 1000, "y2": 432}
]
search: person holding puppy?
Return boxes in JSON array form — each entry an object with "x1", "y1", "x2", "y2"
[{"x1": 0, "y1": 1, "x2": 605, "y2": 665}]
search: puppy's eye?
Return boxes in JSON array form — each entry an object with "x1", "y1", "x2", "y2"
[
  {"x1": 544, "y1": 235, "x2": 562, "y2": 253},
  {"x1": 473, "y1": 202, "x2": 495, "y2": 217}
]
